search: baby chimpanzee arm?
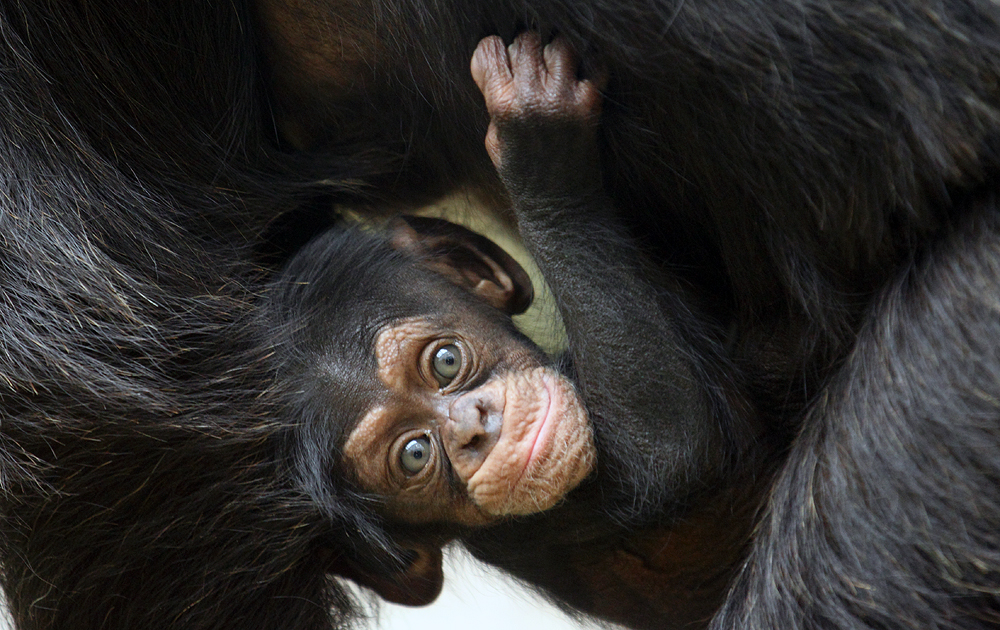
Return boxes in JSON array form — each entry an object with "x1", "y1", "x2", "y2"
[{"x1": 472, "y1": 33, "x2": 729, "y2": 520}]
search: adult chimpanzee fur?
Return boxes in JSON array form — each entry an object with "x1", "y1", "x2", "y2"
[
  {"x1": 0, "y1": 2, "x2": 401, "y2": 628},
  {"x1": 2, "y1": 0, "x2": 1000, "y2": 630}
]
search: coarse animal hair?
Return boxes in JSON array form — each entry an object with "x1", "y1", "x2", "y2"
[{"x1": 0, "y1": 1, "x2": 404, "y2": 628}]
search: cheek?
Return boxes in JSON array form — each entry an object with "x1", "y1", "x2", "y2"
[
  {"x1": 383, "y1": 484, "x2": 478, "y2": 525},
  {"x1": 467, "y1": 367, "x2": 595, "y2": 516}
]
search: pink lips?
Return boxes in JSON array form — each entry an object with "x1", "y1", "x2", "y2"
[{"x1": 525, "y1": 374, "x2": 555, "y2": 469}]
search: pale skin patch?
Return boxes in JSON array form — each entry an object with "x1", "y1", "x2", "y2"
[{"x1": 341, "y1": 317, "x2": 595, "y2": 526}]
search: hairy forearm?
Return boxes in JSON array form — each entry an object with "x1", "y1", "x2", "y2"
[{"x1": 513, "y1": 192, "x2": 723, "y2": 515}]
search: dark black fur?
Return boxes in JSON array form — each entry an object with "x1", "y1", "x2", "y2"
[
  {"x1": 4, "y1": 0, "x2": 1000, "y2": 629},
  {"x1": 0, "y1": 2, "x2": 400, "y2": 628}
]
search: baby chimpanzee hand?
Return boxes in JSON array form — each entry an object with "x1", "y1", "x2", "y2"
[{"x1": 471, "y1": 32, "x2": 606, "y2": 209}]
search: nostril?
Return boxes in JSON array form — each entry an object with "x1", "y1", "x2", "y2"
[
  {"x1": 465, "y1": 434, "x2": 482, "y2": 450},
  {"x1": 476, "y1": 401, "x2": 489, "y2": 426}
]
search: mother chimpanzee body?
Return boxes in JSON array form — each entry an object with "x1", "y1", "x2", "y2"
[{"x1": 1, "y1": 0, "x2": 999, "y2": 629}]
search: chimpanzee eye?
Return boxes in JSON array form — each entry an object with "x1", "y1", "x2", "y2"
[
  {"x1": 400, "y1": 437, "x2": 431, "y2": 474},
  {"x1": 432, "y1": 344, "x2": 462, "y2": 387}
]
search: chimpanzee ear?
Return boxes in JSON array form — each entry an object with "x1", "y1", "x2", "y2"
[
  {"x1": 334, "y1": 543, "x2": 444, "y2": 607},
  {"x1": 388, "y1": 215, "x2": 534, "y2": 315}
]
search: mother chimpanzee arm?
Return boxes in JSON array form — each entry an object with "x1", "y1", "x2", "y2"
[
  {"x1": 712, "y1": 203, "x2": 1000, "y2": 629},
  {"x1": 471, "y1": 33, "x2": 737, "y2": 522}
]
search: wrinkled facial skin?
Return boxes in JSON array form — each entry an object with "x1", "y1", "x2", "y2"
[{"x1": 343, "y1": 317, "x2": 595, "y2": 526}]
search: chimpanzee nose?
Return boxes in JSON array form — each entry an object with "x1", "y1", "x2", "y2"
[{"x1": 443, "y1": 385, "x2": 504, "y2": 482}]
